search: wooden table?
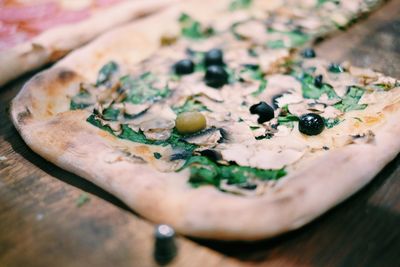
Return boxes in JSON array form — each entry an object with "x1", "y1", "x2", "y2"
[{"x1": 1, "y1": 2, "x2": 399, "y2": 266}]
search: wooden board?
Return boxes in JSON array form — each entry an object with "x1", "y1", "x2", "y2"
[{"x1": 1, "y1": 1, "x2": 399, "y2": 266}]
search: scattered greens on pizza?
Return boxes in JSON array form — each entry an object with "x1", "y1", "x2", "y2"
[{"x1": 69, "y1": 0, "x2": 397, "y2": 196}]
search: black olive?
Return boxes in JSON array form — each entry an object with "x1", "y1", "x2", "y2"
[
  {"x1": 314, "y1": 74, "x2": 323, "y2": 88},
  {"x1": 328, "y1": 63, "x2": 344, "y2": 73},
  {"x1": 204, "y1": 65, "x2": 228, "y2": 88},
  {"x1": 250, "y1": 101, "x2": 275, "y2": 124},
  {"x1": 301, "y1": 48, "x2": 316, "y2": 58},
  {"x1": 174, "y1": 59, "x2": 195, "y2": 75},
  {"x1": 299, "y1": 113, "x2": 325, "y2": 136},
  {"x1": 204, "y1": 48, "x2": 224, "y2": 67}
]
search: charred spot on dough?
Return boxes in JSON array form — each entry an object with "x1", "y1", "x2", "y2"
[
  {"x1": 57, "y1": 69, "x2": 78, "y2": 84},
  {"x1": 49, "y1": 50, "x2": 68, "y2": 62},
  {"x1": 134, "y1": 145, "x2": 152, "y2": 157},
  {"x1": 17, "y1": 107, "x2": 32, "y2": 124}
]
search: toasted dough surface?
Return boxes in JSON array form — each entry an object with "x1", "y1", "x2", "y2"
[
  {"x1": 0, "y1": 0, "x2": 178, "y2": 86},
  {"x1": 11, "y1": 0, "x2": 400, "y2": 240}
]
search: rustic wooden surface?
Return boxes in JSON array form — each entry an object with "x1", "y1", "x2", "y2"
[{"x1": 1, "y1": 1, "x2": 399, "y2": 266}]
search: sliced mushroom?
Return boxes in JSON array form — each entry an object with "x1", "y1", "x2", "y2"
[
  {"x1": 259, "y1": 49, "x2": 291, "y2": 74},
  {"x1": 321, "y1": 106, "x2": 343, "y2": 119},
  {"x1": 349, "y1": 66, "x2": 379, "y2": 85},
  {"x1": 276, "y1": 93, "x2": 303, "y2": 108},
  {"x1": 233, "y1": 20, "x2": 268, "y2": 44},
  {"x1": 183, "y1": 128, "x2": 223, "y2": 146},
  {"x1": 220, "y1": 143, "x2": 304, "y2": 170},
  {"x1": 140, "y1": 118, "x2": 175, "y2": 141}
]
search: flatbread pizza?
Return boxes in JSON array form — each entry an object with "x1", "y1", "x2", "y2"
[
  {"x1": 0, "y1": 0, "x2": 178, "y2": 86},
  {"x1": 11, "y1": 0, "x2": 400, "y2": 240}
]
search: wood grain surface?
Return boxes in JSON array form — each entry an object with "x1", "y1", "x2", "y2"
[{"x1": 1, "y1": 1, "x2": 399, "y2": 267}]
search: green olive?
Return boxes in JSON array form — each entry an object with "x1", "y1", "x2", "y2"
[{"x1": 175, "y1": 112, "x2": 207, "y2": 134}]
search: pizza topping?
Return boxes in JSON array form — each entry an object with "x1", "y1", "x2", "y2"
[
  {"x1": 174, "y1": 59, "x2": 195, "y2": 75},
  {"x1": 140, "y1": 118, "x2": 175, "y2": 141},
  {"x1": 204, "y1": 65, "x2": 229, "y2": 88},
  {"x1": 249, "y1": 102, "x2": 275, "y2": 124},
  {"x1": 120, "y1": 73, "x2": 171, "y2": 104},
  {"x1": 204, "y1": 48, "x2": 224, "y2": 67},
  {"x1": 182, "y1": 127, "x2": 223, "y2": 146},
  {"x1": 229, "y1": 0, "x2": 253, "y2": 11},
  {"x1": 96, "y1": 61, "x2": 119, "y2": 86},
  {"x1": 298, "y1": 113, "x2": 325, "y2": 136},
  {"x1": 301, "y1": 48, "x2": 316, "y2": 58},
  {"x1": 68, "y1": 1, "x2": 399, "y2": 195},
  {"x1": 333, "y1": 86, "x2": 367, "y2": 112},
  {"x1": 180, "y1": 156, "x2": 286, "y2": 189},
  {"x1": 179, "y1": 13, "x2": 215, "y2": 40},
  {"x1": 220, "y1": 143, "x2": 304, "y2": 170},
  {"x1": 175, "y1": 112, "x2": 207, "y2": 134},
  {"x1": 328, "y1": 63, "x2": 345, "y2": 73}
]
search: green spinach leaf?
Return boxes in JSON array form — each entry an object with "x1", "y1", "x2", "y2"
[
  {"x1": 96, "y1": 61, "x2": 118, "y2": 86},
  {"x1": 334, "y1": 86, "x2": 368, "y2": 112},
  {"x1": 86, "y1": 114, "x2": 114, "y2": 135},
  {"x1": 180, "y1": 156, "x2": 287, "y2": 188},
  {"x1": 179, "y1": 13, "x2": 215, "y2": 39},
  {"x1": 120, "y1": 73, "x2": 171, "y2": 104},
  {"x1": 229, "y1": 0, "x2": 253, "y2": 11},
  {"x1": 299, "y1": 73, "x2": 338, "y2": 99}
]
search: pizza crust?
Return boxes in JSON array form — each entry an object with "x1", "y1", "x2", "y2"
[
  {"x1": 10, "y1": 0, "x2": 400, "y2": 240},
  {"x1": 0, "y1": 0, "x2": 177, "y2": 86}
]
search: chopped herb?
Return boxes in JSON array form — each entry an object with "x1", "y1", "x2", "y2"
[
  {"x1": 230, "y1": 21, "x2": 246, "y2": 40},
  {"x1": 299, "y1": 73, "x2": 338, "y2": 99},
  {"x1": 251, "y1": 79, "x2": 268, "y2": 96},
  {"x1": 371, "y1": 82, "x2": 399, "y2": 91},
  {"x1": 154, "y1": 152, "x2": 162, "y2": 159},
  {"x1": 87, "y1": 114, "x2": 114, "y2": 135},
  {"x1": 179, "y1": 13, "x2": 214, "y2": 39},
  {"x1": 70, "y1": 101, "x2": 90, "y2": 110},
  {"x1": 250, "y1": 126, "x2": 260, "y2": 130},
  {"x1": 102, "y1": 108, "x2": 120, "y2": 121},
  {"x1": 334, "y1": 86, "x2": 368, "y2": 112},
  {"x1": 76, "y1": 193, "x2": 90, "y2": 207},
  {"x1": 266, "y1": 39, "x2": 285, "y2": 49},
  {"x1": 229, "y1": 0, "x2": 252, "y2": 11},
  {"x1": 267, "y1": 29, "x2": 310, "y2": 49},
  {"x1": 96, "y1": 61, "x2": 118, "y2": 86},
  {"x1": 179, "y1": 156, "x2": 286, "y2": 188},
  {"x1": 324, "y1": 118, "x2": 342, "y2": 128},
  {"x1": 248, "y1": 47, "x2": 258, "y2": 57},
  {"x1": 317, "y1": 0, "x2": 340, "y2": 6},
  {"x1": 240, "y1": 64, "x2": 264, "y2": 81},
  {"x1": 70, "y1": 88, "x2": 92, "y2": 110},
  {"x1": 353, "y1": 117, "x2": 363, "y2": 122},
  {"x1": 278, "y1": 114, "x2": 299, "y2": 128},
  {"x1": 120, "y1": 73, "x2": 171, "y2": 104}
]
